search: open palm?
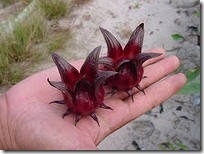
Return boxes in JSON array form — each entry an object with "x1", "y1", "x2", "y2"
[{"x1": 1, "y1": 48, "x2": 186, "y2": 150}]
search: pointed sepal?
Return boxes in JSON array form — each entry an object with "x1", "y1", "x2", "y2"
[
  {"x1": 75, "y1": 114, "x2": 82, "y2": 126},
  {"x1": 63, "y1": 109, "x2": 71, "y2": 118},
  {"x1": 100, "y1": 103, "x2": 113, "y2": 110},
  {"x1": 124, "y1": 23, "x2": 144, "y2": 59},
  {"x1": 98, "y1": 57, "x2": 114, "y2": 70},
  {"x1": 80, "y1": 46, "x2": 101, "y2": 81},
  {"x1": 51, "y1": 53, "x2": 80, "y2": 90},
  {"x1": 90, "y1": 112, "x2": 100, "y2": 126},
  {"x1": 47, "y1": 78, "x2": 68, "y2": 93},
  {"x1": 100, "y1": 27, "x2": 123, "y2": 62},
  {"x1": 136, "y1": 52, "x2": 162, "y2": 64},
  {"x1": 94, "y1": 70, "x2": 118, "y2": 101},
  {"x1": 49, "y1": 100, "x2": 65, "y2": 105},
  {"x1": 47, "y1": 78, "x2": 73, "y2": 95}
]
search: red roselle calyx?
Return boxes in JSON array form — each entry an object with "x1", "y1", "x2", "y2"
[
  {"x1": 99, "y1": 23, "x2": 162, "y2": 100},
  {"x1": 48, "y1": 46, "x2": 117, "y2": 126}
]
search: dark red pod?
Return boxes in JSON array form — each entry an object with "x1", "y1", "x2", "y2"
[
  {"x1": 48, "y1": 46, "x2": 117, "y2": 126},
  {"x1": 99, "y1": 23, "x2": 162, "y2": 100}
]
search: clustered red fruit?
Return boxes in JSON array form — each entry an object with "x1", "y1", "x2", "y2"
[{"x1": 48, "y1": 23, "x2": 162, "y2": 126}]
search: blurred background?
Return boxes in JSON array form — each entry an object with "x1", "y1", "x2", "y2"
[{"x1": 0, "y1": 0, "x2": 201, "y2": 150}]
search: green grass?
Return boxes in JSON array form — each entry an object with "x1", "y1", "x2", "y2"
[
  {"x1": 1, "y1": 0, "x2": 19, "y2": 7},
  {"x1": 0, "y1": 10, "x2": 48, "y2": 61},
  {"x1": 38, "y1": 0, "x2": 67, "y2": 20},
  {"x1": 0, "y1": 52, "x2": 23, "y2": 85},
  {"x1": 194, "y1": 11, "x2": 200, "y2": 17},
  {"x1": 0, "y1": 9, "x2": 48, "y2": 85},
  {"x1": 0, "y1": 0, "x2": 71, "y2": 86},
  {"x1": 133, "y1": 3, "x2": 140, "y2": 9},
  {"x1": 46, "y1": 30, "x2": 71, "y2": 52},
  {"x1": 159, "y1": 141, "x2": 188, "y2": 150},
  {"x1": 0, "y1": 0, "x2": 31, "y2": 7}
]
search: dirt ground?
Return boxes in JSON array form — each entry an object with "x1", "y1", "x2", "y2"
[{"x1": 0, "y1": 0, "x2": 201, "y2": 150}]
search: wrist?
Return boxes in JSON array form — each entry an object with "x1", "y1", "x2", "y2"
[{"x1": 0, "y1": 94, "x2": 12, "y2": 149}]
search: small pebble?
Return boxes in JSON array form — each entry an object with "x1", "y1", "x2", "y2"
[{"x1": 176, "y1": 106, "x2": 182, "y2": 111}]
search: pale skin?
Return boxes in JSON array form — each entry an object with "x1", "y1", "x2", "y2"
[{"x1": 0, "y1": 48, "x2": 186, "y2": 150}]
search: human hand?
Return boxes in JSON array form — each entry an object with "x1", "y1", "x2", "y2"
[{"x1": 0, "y1": 48, "x2": 186, "y2": 150}]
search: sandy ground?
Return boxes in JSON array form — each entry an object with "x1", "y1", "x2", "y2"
[{"x1": 0, "y1": 0, "x2": 201, "y2": 150}]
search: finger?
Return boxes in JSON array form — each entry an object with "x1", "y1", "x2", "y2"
[
  {"x1": 142, "y1": 48, "x2": 166, "y2": 67},
  {"x1": 141, "y1": 55, "x2": 180, "y2": 90},
  {"x1": 94, "y1": 73, "x2": 186, "y2": 144},
  {"x1": 126, "y1": 73, "x2": 187, "y2": 113},
  {"x1": 112, "y1": 55, "x2": 180, "y2": 99}
]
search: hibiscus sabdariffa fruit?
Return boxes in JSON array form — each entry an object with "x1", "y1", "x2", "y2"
[
  {"x1": 48, "y1": 46, "x2": 117, "y2": 126},
  {"x1": 99, "y1": 23, "x2": 162, "y2": 100}
]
